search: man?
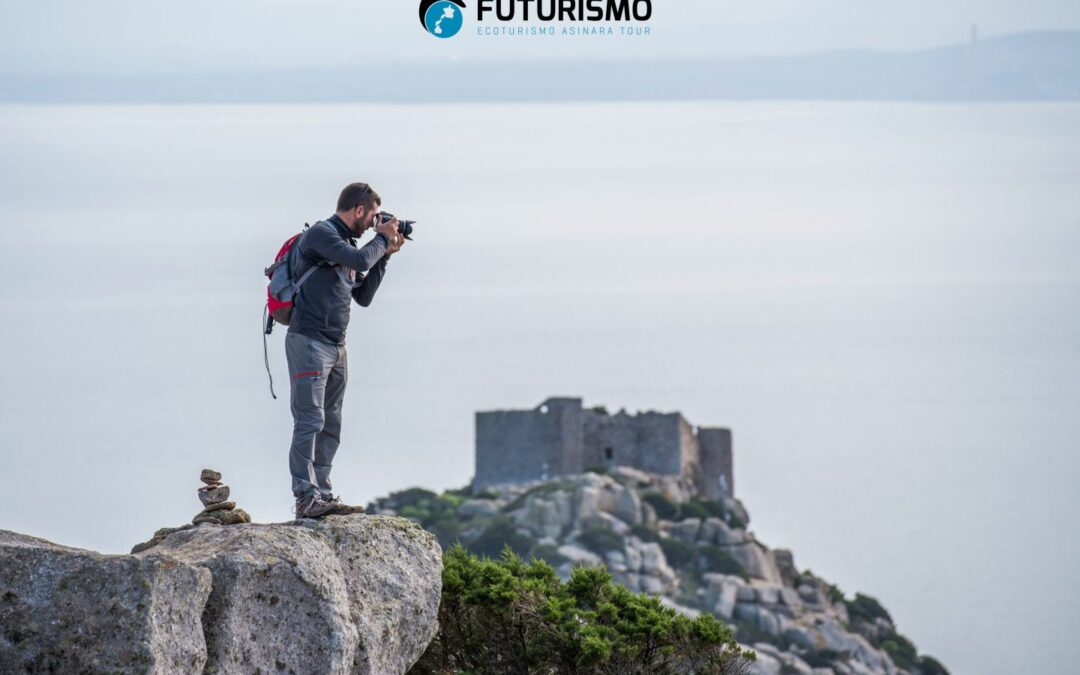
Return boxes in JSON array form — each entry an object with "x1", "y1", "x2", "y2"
[{"x1": 286, "y1": 182, "x2": 404, "y2": 519}]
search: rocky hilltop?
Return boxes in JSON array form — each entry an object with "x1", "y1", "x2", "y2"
[
  {"x1": 368, "y1": 468, "x2": 948, "y2": 675},
  {"x1": 0, "y1": 515, "x2": 442, "y2": 674}
]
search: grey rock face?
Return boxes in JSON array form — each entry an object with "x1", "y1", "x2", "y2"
[
  {"x1": 583, "y1": 511, "x2": 630, "y2": 536},
  {"x1": 557, "y1": 544, "x2": 603, "y2": 567},
  {"x1": 138, "y1": 522, "x2": 359, "y2": 674},
  {"x1": 295, "y1": 516, "x2": 443, "y2": 675},
  {"x1": 727, "y1": 541, "x2": 783, "y2": 583},
  {"x1": 703, "y1": 574, "x2": 741, "y2": 619},
  {"x1": 0, "y1": 529, "x2": 211, "y2": 674},
  {"x1": 671, "y1": 517, "x2": 702, "y2": 542},
  {"x1": 2, "y1": 516, "x2": 442, "y2": 675},
  {"x1": 611, "y1": 485, "x2": 642, "y2": 525},
  {"x1": 772, "y1": 548, "x2": 798, "y2": 585}
]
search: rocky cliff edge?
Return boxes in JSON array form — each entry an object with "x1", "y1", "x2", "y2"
[{"x1": 0, "y1": 515, "x2": 442, "y2": 675}]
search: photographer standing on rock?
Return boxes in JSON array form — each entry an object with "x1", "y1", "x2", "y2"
[{"x1": 287, "y1": 182, "x2": 404, "y2": 519}]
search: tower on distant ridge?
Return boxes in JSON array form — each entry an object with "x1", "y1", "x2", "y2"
[{"x1": 474, "y1": 397, "x2": 734, "y2": 500}]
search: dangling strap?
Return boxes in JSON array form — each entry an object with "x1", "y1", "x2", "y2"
[{"x1": 262, "y1": 304, "x2": 277, "y2": 400}]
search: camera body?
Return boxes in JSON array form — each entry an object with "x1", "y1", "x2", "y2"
[{"x1": 375, "y1": 211, "x2": 415, "y2": 240}]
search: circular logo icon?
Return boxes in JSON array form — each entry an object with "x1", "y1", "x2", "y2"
[{"x1": 419, "y1": 0, "x2": 465, "y2": 38}]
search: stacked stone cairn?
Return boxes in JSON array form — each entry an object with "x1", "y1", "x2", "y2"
[{"x1": 193, "y1": 469, "x2": 251, "y2": 525}]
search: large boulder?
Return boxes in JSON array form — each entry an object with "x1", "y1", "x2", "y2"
[
  {"x1": 0, "y1": 530, "x2": 211, "y2": 674},
  {"x1": 670, "y1": 518, "x2": 702, "y2": 543},
  {"x1": 727, "y1": 541, "x2": 783, "y2": 583},
  {"x1": 702, "y1": 573, "x2": 742, "y2": 619},
  {"x1": 611, "y1": 485, "x2": 642, "y2": 525},
  {"x1": 294, "y1": 515, "x2": 443, "y2": 675},
  {"x1": 137, "y1": 521, "x2": 359, "y2": 674},
  {"x1": 2, "y1": 515, "x2": 442, "y2": 675}
]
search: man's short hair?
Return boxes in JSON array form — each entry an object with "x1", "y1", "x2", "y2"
[{"x1": 337, "y1": 182, "x2": 381, "y2": 212}]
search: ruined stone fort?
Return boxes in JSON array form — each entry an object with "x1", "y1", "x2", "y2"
[{"x1": 474, "y1": 397, "x2": 734, "y2": 501}]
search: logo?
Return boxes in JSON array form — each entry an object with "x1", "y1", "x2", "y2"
[{"x1": 419, "y1": 0, "x2": 466, "y2": 38}]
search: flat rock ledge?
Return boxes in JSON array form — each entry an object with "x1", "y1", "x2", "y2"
[{"x1": 0, "y1": 515, "x2": 442, "y2": 675}]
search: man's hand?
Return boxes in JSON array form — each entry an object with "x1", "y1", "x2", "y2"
[
  {"x1": 386, "y1": 232, "x2": 405, "y2": 255},
  {"x1": 375, "y1": 216, "x2": 399, "y2": 244}
]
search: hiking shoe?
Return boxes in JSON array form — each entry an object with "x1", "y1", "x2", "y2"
[
  {"x1": 294, "y1": 493, "x2": 335, "y2": 519},
  {"x1": 325, "y1": 495, "x2": 365, "y2": 515}
]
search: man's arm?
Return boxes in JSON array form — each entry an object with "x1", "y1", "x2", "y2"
[
  {"x1": 351, "y1": 254, "x2": 390, "y2": 307},
  {"x1": 303, "y1": 222, "x2": 389, "y2": 273}
]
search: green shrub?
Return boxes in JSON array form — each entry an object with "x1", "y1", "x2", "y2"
[
  {"x1": 529, "y1": 543, "x2": 569, "y2": 568},
  {"x1": 390, "y1": 487, "x2": 438, "y2": 506},
  {"x1": 426, "y1": 516, "x2": 462, "y2": 550},
  {"x1": 824, "y1": 581, "x2": 844, "y2": 604},
  {"x1": 673, "y1": 570, "x2": 701, "y2": 607},
  {"x1": 730, "y1": 617, "x2": 789, "y2": 651},
  {"x1": 577, "y1": 526, "x2": 625, "y2": 556},
  {"x1": 437, "y1": 493, "x2": 466, "y2": 509},
  {"x1": 398, "y1": 503, "x2": 431, "y2": 522},
  {"x1": 698, "y1": 545, "x2": 747, "y2": 578},
  {"x1": 641, "y1": 491, "x2": 678, "y2": 520},
  {"x1": 881, "y1": 633, "x2": 918, "y2": 671},
  {"x1": 917, "y1": 655, "x2": 950, "y2": 675},
  {"x1": 680, "y1": 500, "x2": 711, "y2": 520},
  {"x1": 659, "y1": 537, "x2": 696, "y2": 570},
  {"x1": 802, "y1": 649, "x2": 842, "y2": 668},
  {"x1": 630, "y1": 524, "x2": 659, "y2": 542},
  {"x1": 410, "y1": 544, "x2": 756, "y2": 674},
  {"x1": 468, "y1": 516, "x2": 536, "y2": 559},
  {"x1": 845, "y1": 592, "x2": 892, "y2": 624},
  {"x1": 444, "y1": 483, "x2": 473, "y2": 498}
]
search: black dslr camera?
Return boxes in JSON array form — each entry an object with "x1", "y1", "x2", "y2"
[{"x1": 375, "y1": 212, "x2": 415, "y2": 240}]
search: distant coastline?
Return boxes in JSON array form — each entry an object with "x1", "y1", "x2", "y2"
[{"x1": 2, "y1": 30, "x2": 1077, "y2": 104}]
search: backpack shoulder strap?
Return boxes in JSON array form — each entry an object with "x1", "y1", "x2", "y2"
[{"x1": 290, "y1": 221, "x2": 339, "y2": 293}]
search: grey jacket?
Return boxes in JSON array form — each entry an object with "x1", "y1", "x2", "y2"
[{"x1": 287, "y1": 214, "x2": 391, "y2": 345}]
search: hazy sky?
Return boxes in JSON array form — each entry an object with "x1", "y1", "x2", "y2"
[{"x1": 2, "y1": 0, "x2": 1079, "y2": 74}]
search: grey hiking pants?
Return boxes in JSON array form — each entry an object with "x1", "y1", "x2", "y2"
[{"x1": 286, "y1": 331, "x2": 347, "y2": 500}]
